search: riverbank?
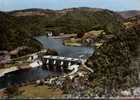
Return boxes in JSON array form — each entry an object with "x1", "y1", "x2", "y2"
[
  {"x1": 63, "y1": 38, "x2": 82, "y2": 47},
  {"x1": 0, "y1": 67, "x2": 18, "y2": 77},
  {"x1": 36, "y1": 36, "x2": 94, "y2": 58},
  {"x1": 0, "y1": 35, "x2": 94, "y2": 97},
  {"x1": 0, "y1": 49, "x2": 49, "y2": 77},
  {"x1": 0, "y1": 64, "x2": 35, "y2": 78}
]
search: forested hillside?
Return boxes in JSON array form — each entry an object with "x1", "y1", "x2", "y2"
[
  {"x1": 0, "y1": 8, "x2": 123, "y2": 51},
  {"x1": 86, "y1": 11, "x2": 140, "y2": 95},
  {"x1": 0, "y1": 7, "x2": 140, "y2": 96}
]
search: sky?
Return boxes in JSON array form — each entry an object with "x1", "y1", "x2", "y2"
[{"x1": 0, "y1": 0, "x2": 140, "y2": 11}]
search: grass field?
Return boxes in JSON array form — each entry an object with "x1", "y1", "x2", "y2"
[{"x1": 19, "y1": 85, "x2": 64, "y2": 97}]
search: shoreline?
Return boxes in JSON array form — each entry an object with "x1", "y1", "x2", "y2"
[
  {"x1": 0, "y1": 64, "x2": 36, "y2": 78},
  {"x1": 0, "y1": 49, "x2": 49, "y2": 77}
]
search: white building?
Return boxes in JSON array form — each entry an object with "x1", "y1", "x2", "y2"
[{"x1": 47, "y1": 32, "x2": 53, "y2": 37}]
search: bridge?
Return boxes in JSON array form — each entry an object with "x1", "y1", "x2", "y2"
[{"x1": 41, "y1": 55, "x2": 83, "y2": 73}]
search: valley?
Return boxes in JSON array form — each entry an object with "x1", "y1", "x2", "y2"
[{"x1": 0, "y1": 7, "x2": 140, "y2": 98}]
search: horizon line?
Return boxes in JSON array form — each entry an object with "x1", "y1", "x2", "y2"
[{"x1": 1, "y1": 7, "x2": 140, "y2": 12}]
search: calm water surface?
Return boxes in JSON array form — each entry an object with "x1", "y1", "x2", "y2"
[
  {"x1": 0, "y1": 36, "x2": 94, "y2": 89},
  {"x1": 36, "y1": 36, "x2": 94, "y2": 59}
]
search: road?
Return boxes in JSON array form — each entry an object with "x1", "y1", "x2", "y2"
[{"x1": 49, "y1": 34, "x2": 77, "y2": 39}]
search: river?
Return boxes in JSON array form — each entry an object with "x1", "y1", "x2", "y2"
[
  {"x1": 0, "y1": 36, "x2": 94, "y2": 89},
  {"x1": 35, "y1": 36, "x2": 94, "y2": 59}
]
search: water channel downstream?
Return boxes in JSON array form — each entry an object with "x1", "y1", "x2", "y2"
[{"x1": 0, "y1": 36, "x2": 94, "y2": 89}]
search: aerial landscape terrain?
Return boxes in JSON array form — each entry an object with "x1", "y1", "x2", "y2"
[{"x1": 0, "y1": 0, "x2": 140, "y2": 99}]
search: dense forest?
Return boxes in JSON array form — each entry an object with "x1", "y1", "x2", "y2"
[
  {"x1": 0, "y1": 12, "x2": 41, "y2": 51},
  {"x1": 86, "y1": 12, "x2": 140, "y2": 95},
  {"x1": 0, "y1": 8, "x2": 139, "y2": 96},
  {"x1": 0, "y1": 8, "x2": 122, "y2": 51}
]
